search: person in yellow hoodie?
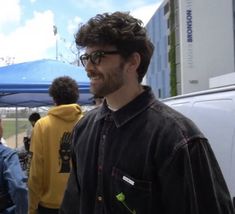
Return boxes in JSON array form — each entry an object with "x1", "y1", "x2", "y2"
[{"x1": 28, "y1": 76, "x2": 83, "y2": 214}]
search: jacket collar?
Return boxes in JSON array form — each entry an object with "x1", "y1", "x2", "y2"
[{"x1": 95, "y1": 86, "x2": 156, "y2": 127}]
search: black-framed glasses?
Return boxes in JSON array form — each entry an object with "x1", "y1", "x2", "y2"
[{"x1": 79, "y1": 50, "x2": 120, "y2": 67}]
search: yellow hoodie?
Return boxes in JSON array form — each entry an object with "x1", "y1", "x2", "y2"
[{"x1": 28, "y1": 104, "x2": 83, "y2": 214}]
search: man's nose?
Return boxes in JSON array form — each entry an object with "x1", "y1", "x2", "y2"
[{"x1": 85, "y1": 58, "x2": 96, "y2": 72}]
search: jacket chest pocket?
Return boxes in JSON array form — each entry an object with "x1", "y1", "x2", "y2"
[{"x1": 111, "y1": 167, "x2": 152, "y2": 214}]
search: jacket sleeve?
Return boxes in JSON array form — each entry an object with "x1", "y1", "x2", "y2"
[
  {"x1": 28, "y1": 122, "x2": 44, "y2": 214},
  {"x1": 3, "y1": 149, "x2": 28, "y2": 214},
  {"x1": 158, "y1": 138, "x2": 235, "y2": 214},
  {"x1": 60, "y1": 129, "x2": 80, "y2": 214},
  {"x1": 59, "y1": 168, "x2": 80, "y2": 214}
]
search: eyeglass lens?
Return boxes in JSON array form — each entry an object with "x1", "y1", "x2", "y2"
[
  {"x1": 80, "y1": 52, "x2": 103, "y2": 67},
  {"x1": 80, "y1": 50, "x2": 119, "y2": 67}
]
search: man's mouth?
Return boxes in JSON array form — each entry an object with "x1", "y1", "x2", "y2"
[{"x1": 90, "y1": 76, "x2": 100, "y2": 81}]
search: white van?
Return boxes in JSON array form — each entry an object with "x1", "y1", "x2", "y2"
[{"x1": 162, "y1": 86, "x2": 235, "y2": 206}]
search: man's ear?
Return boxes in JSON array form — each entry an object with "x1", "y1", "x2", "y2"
[{"x1": 127, "y1": 52, "x2": 141, "y2": 72}]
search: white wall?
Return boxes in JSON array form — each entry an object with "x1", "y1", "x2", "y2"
[
  {"x1": 209, "y1": 72, "x2": 235, "y2": 88},
  {"x1": 179, "y1": 0, "x2": 235, "y2": 94}
]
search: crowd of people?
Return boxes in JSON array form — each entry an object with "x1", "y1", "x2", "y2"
[{"x1": 0, "y1": 11, "x2": 234, "y2": 214}]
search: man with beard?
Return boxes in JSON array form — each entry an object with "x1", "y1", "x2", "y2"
[{"x1": 60, "y1": 12, "x2": 234, "y2": 214}]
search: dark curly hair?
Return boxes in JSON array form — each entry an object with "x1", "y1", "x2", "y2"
[
  {"x1": 28, "y1": 112, "x2": 41, "y2": 123},
  {"x1": 49, "y1": 76, "x2": 79, "y2": 105},
  {"x1": 75, "y1": 11, "x2": 154, "y2": 83}
]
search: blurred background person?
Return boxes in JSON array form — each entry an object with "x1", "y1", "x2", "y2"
[
  {"x1": 28, "y1": 76, "x2": 83, "y2": 214},
  {"x1": 28, "y1": 112, "x2": 41, "y2": 128},
  {"x1": 24, "y1": 112, "x2": 41, "y2": 152},
  {"x1": 0, "y1": 117, "x2": 28, "y2": 214},
  {"x1": 17, "y1": 112, "x2": 41, "y2": 176}
]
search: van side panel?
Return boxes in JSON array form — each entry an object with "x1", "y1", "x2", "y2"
[
  {"x1": 191, "y1": 99, "x2": 234, "y2": 194},
  {"x1": 162, "y1": 91, "x2": 235, "y2": 202}
]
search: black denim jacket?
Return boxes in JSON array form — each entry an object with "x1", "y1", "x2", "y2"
[{"x1": 60, "y1": 86, "x2": 234, "y2": 214}]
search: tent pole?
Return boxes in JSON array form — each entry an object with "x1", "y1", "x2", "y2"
[{"x1": 15, "y1": 107, "x2": 18, "y2": 148}]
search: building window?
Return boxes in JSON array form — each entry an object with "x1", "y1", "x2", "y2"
[
  {"x1": 175, "y1": 27, "x2": 179, "y2": 45},
  {"x1": 176, "y1": 64, "x2": 181, "y2": 81},
  {"x1": 174, "y1": 0, "x2": 179, "y2": 10},
  {"x1": 158, "y1": 89, "x2": 162, "y2": 98},
  {"x1": 167, "y1": 18, "x2": 170, "y2": 29},
  {"x1": 175, "y1": 45, "x2": 180, "y2": 64},
  {"x1": 189, "y1": 80, "x2": 199, "y2": 84},
  {"x1": 168, "y1": 35, "x2": 171, "y2": 45},
  {"x1": 175, "y1": 9, "x2": 179, "y2": 27},
  {"x1": 164, "y1": 2, "x2": 169, "y2": 15}
]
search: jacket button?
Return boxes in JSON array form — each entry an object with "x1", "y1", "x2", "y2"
[{"x1": 97, "y1": 196, "x2": 103, "y2": 201}]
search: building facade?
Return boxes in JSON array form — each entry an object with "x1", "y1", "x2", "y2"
[{"x1": 146, "y1": 0, "x2": 235, "y2": 98}]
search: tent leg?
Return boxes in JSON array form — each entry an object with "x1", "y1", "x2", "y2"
[{"x1": 15, "y1": 107, "x2": 18, "y2": 148}]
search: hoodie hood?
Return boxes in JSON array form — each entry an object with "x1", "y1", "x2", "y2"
[{"x1": 48, "y1": 104, "x2": 83, "y2": 122}]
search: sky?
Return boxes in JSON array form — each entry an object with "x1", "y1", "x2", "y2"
[{"x1": 0, "y1": 0, "x2": 163, "y2": 67}]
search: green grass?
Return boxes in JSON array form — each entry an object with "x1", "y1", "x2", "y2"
[{"x1": 2, "y1": 119, "x2": 29, "y2": 139}]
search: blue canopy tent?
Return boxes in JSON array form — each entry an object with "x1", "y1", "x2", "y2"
[{"x1": 0, "y1": 59, "x2": 92, "y2": 107}]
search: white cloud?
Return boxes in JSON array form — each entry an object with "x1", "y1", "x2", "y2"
[
  {"x1": 0, "y1": 10, "x2": 56, "y2": 63},
  {"x1": 0, "y1": 0, "x2": 21, "y2": 27},
  {"x1": 67, "y1": 16, "x2": 83, "y2": 35},
  {"x1": 131, "y1": 2, "x2": 161, "y2": 25},
  {"x1": 0, "y1": 0, "x2": 163, "y2": 65}
]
